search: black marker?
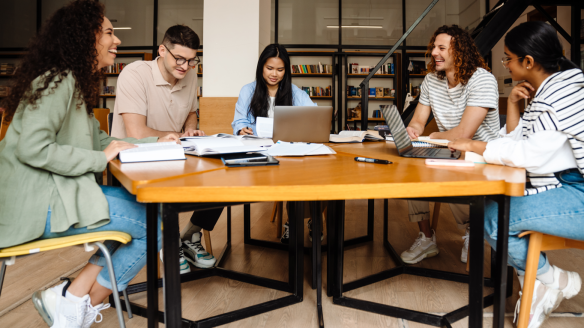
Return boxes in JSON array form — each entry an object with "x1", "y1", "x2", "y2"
[{"x1": 354, "y1": 157, "x2": 392, "y2": 164}]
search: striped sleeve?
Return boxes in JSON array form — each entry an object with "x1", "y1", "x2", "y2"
[{"x1": 466, "y1": 71, "x2": 499, "y2": 110}]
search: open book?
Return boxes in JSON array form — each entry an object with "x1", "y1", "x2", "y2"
[
  {"x1": 181, "y1": 135, "x2": 268, "y2": 156},
  {"x1": 119, "y1": 142, "x2": 186, "y2": 163},
  {"x1": 265, "y1": 141, "x2": 336, "y2": 156},
  {"x1": 329, "y1": 130, "x2": 384, "y2": 143}
]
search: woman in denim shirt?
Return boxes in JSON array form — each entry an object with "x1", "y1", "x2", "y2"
[
  {"x1": 231, "y1": 44, "x2": 315, "y2": 136},
  {"x1": 449, "y1": 22, "x2": 584, "y2": 328}
]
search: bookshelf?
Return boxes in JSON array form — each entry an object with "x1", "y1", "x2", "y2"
[
  {"x1": 403, "y1": 52, "x2": 429, "y2": 107},
  {"x1": 99, "y1": 52, "x2": 153, "y2": 108},
  {"x1": 343, "y1": 51, "x2": 400, "y2": 130},
  {"x1": 288, "y1": 51, "x2": 336, "y2": 132},
  {"x1": 0, "y1": 53, "x2": 24, "y2": 101}
]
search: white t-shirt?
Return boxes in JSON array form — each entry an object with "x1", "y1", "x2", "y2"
[
  {"x1": 268, "y1": 97, "x2": 275, "y2": 118},
  {"x1": 419, "y1": 67, "x2": 499, "y2": 142}
]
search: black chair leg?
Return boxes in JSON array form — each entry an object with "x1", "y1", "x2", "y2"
[{"x1": 0, "y1": 260, "x2": 7, "y2": 298}]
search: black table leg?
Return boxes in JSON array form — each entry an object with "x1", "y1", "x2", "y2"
[
  {"x1": 493, "y1": 196, "x2": 510, "y2": 328},
  {"x1": 146, "y1": 204, "x2": 159, "y2": 328},
  {"x1": 311, "y1": 202, "x2": 324, "y2": 328},
  {"x1": 161, "y1": 204, "x2": 182, "y2": 328},
  {"x1": 469, "y1": 196, "x2": 486, "y2": 328},
  {"x1": 332, "y1": 201, "x2": 345, "y2": 299}
]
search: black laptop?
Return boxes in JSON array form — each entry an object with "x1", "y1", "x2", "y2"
[{"x1": 380, "y1": 105, "x2": 461, "y2": 159}]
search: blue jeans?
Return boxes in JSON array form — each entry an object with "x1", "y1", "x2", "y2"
[
  {"x1": 41, "y1": 186, "x2": 162, "y2": 291},
  {"x1": 484, "y1": 170, "x2": 584, "y2": 275}
]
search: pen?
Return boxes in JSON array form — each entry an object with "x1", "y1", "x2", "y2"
[{"x1": 354, "y1": 157, "x2": 392, "y2": 164}]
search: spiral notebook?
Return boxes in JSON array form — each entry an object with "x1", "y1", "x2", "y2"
[{"x1": 411, "y1": 141, "x2": 447, "y2": 148}]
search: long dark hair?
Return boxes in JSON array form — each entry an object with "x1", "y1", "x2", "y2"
[
  {"x1": 505, "y1": 21, "x2": 580, "y2": 74},
  {"x1": 2, "y1": 0, "x2": 105, "y2": 123},
  {"x1": 248, "y1": 44, "x2": 293, "y2": 122}
]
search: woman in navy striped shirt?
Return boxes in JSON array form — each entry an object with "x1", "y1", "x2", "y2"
[{"x1": 449, "y1": 21, "x2": 584, "y2": 328}]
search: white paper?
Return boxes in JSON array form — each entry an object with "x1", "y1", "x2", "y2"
[
  {"x1": 256, "y1": 117, "x2": 274, "y2": 138},
  {"x1": 265, "y1": 142, "x2": 336, "y2": 157}
]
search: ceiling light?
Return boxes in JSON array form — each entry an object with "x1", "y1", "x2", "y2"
[
  {"x1": 327, "y1": 25, "x2": 383, "y2": 29},
  {"x1": 113, "y1": 27, "x2": 132, "y2": 30}
]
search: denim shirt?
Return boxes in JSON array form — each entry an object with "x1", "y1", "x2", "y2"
[{"x1": 231, "y1": 81, "x2": 316, "y2": 135}]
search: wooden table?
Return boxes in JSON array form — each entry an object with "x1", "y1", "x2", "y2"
[{"x1": 109, "y1": 141, "x2": 525, "y2": 328}]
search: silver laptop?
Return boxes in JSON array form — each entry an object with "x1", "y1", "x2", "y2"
[
  {"x1": 272, "y1": 106, "x2": 333, "y2": 143},
  {"x1": 381, "y1": 105, "x2": 461, "y2": 159}
]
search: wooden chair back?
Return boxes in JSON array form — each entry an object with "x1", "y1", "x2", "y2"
[
  {"x1": 93, "y1": 108, "x2": 110, "y2": 135},
  {"x1": 198, "y1": 97, "x2": 238, "y2": 135},
  {"x1": 516, "y1": 231, "x2": 584, "y2": 328},
  {"x1": 0, "y1": 111, "x2": 9, "y2": 142}
]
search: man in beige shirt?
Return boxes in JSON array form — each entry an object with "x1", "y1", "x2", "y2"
[{"x1": 112, "y1": 25, "x2": 219, "y2": 274}]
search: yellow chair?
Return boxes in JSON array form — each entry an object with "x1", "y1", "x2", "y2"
[
  {"x1": 516, "y1": 231, "x2": 584, "y2": 328},
  {"x1": 0, "y1": 231, "x2": 134, "y2": 328}
]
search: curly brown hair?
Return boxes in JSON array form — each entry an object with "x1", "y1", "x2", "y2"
[
  {"x1": 1, "y1": 0, "x2": 105, "y2": 123},
  {"x1": 425, "y1": 25, "x2": 489, "y2": 85}
]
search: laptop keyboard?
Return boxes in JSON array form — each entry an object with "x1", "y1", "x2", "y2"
[{"x1": 408, "y1": 147, "x2": 442, "y2": 157}]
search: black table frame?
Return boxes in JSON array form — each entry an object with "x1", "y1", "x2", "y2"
[
  {"x1": 325, "y1": 195, "x2": 513, "y2": 328},
  {"x1": 242, "y1": 200, "x2": 375, "y2": 253},
  {"x1": 111, "y1": 201, "x2": 306, "y2": 328}
]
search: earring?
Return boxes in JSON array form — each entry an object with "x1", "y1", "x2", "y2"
[{"x1": 527, "y1": 66, "x2": 530, "y2": 69}]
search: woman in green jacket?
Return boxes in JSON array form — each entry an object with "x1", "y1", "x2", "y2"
[{"x1": 0, "y1": 1, "x2": 176, "y2": 327}]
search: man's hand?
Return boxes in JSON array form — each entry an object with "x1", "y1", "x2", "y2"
[
  {"x1": 104, "y1": 140, "x2": 138, "y2": 162},
  {"x1": 239, "y1": 127, "x2": 253, "y2": 135},
  {"x1": 406, "y1": 126, "x2": 421, "y2": 140},
  {"x1": 181, "y1": 129, "x2": 206, "y2": 137},
  {"x1": 159, "y1": 133, "x2": 181, "y2": 144},
  {"x1": 509, "y1": 81, "x2": 535, "y2": 104}
]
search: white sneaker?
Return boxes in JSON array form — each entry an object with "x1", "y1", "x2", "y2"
[
  {"x1": 82, "y1": 302, "x2": 111, "y2": 328},
  {"x1": 514, "y1": 280, "x2": 564, "y2": 328},
  {"x1": 545, "y1": 265, "x2": 582, "y2": 299},
  {"x1": 400, "y1": 231, "x2": 439, "y2": 264},
  {"x1": 182, "y1": 232, "x2": 216, "y2": 269},
  {"x1": 160, "y1": 239, "x2": 191, "y2": 274},
  {"x1": 32, "y1": 281, "x2": 89, "y2": 328},
  {"x1": 461, "y1": 227, "x2": 470, "y2": 264}
]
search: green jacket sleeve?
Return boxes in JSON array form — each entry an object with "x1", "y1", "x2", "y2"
[
  {"x1": 95, "y1": 118, "x2": 158, "y2": 151},
  {"x1": 15, "y1": 76, "x2": 108, "y2": 177}
]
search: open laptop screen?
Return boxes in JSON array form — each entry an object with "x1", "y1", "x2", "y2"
[{"x1": 380, "y1": 105, "x2": 414, "y2": 155}]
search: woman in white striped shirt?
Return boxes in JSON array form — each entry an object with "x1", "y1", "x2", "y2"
[{"x1": 449, "y1": 21, "x2": 583, "y2": 328}]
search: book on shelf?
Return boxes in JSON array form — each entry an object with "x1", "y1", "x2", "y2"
[
  {"x1": 291, "y1": 63, "x2": 332, "y2": 74},
  {"x1": 0, "y1": 63, "x2": 15, "y2": 75},
  {"x1": 329, "y1": 130, "x2": 384, "y2": 143},
  {"x1": 197, "y1": 64, "x2": 203, "y2": 74},
  {"x1": 372, "y1": 109, "x2": 383, "y2": 118},
  {"x1": 118, "y1": 142, "x2": 186, "y2": 163},
  {"x1": 0, "y1": 86, "x2": 11, "y2": 97},
  {"x1": 197, "y1": 86, "x2": 202, "y2": 97},
  {"x1": 369, "y1": 88, "x2": 376, "y2": 97},
  {"x1": 376, "y1": 87, "x2": 383, "y2": 97},
  {"x1": 347, "y1": 62, "x2": 394, "y2": 75},
  {"x1": 106, "y1": 63, "x2": 126, "y2": 74},
  {"x1": 101, "y1": 86, "x2": 116, "y2": 95},
  {"x1": 301, "y1": 85, "x2": 331, "y2": 97}
]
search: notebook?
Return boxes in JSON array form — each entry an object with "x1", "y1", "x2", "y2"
[
  {"x1": 118, "y1": 142, "x2": 186, "y2": 163},
  {"x1": 181, "y1": 136, "x2": 267, "y2": 156}
]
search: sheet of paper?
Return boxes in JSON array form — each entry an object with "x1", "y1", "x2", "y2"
[
  {"x1": 265, "y1": 142, "x2": 323, "y2": 156},
  {"x1": 256, "y1": 117, "x2": 274, "y2": 138}
]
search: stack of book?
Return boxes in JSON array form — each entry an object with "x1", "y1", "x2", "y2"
[
  {"x1": 101, "y1": 86, "x2": 116, "y2": 95},
  {"x1": 105, "y1": 63, "x2": 126, "y2": 74},
  {"x1": 0, "y1": 63, "x2": 15, "y2": 75},
  {"x1": 0, "y1": 86, "x2": 11, "y2": 97},
  {"x1": 291, "y1": 63, "x2": 332, "y2": 74},
  {"x1": 348, "y1": 63, "x2": 394, "y2": 74},
  {"x1": 301, "y1": 86, "x2": 331, "y2": 97}
]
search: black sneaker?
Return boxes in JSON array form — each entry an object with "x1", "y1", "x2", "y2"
[
  {"x1": 307, "y1": 219, "x2": 324, "y2": 242},
  {"x1": 280, "y1": 222, "x2": 289, "y2": 244}
]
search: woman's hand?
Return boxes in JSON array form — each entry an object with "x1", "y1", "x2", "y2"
[
  {"x1": 406, "y1": 126, "x2": 421, "y2": 140},
  {"x1": 239, "y1": 127, "x2": 253, "y2": 135},
  {"x1": 448, "y1": 138, "x2": 487, "y2": 155},
  {"x1": 104, "y1": 140, "x2": 138, "y2": 162},
  {"x1": 159, "y1": 133, "x2": 181, "y2": 144},
  {"x1": 509, "y1": 81, "x2": 535, "y2": 104}
]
